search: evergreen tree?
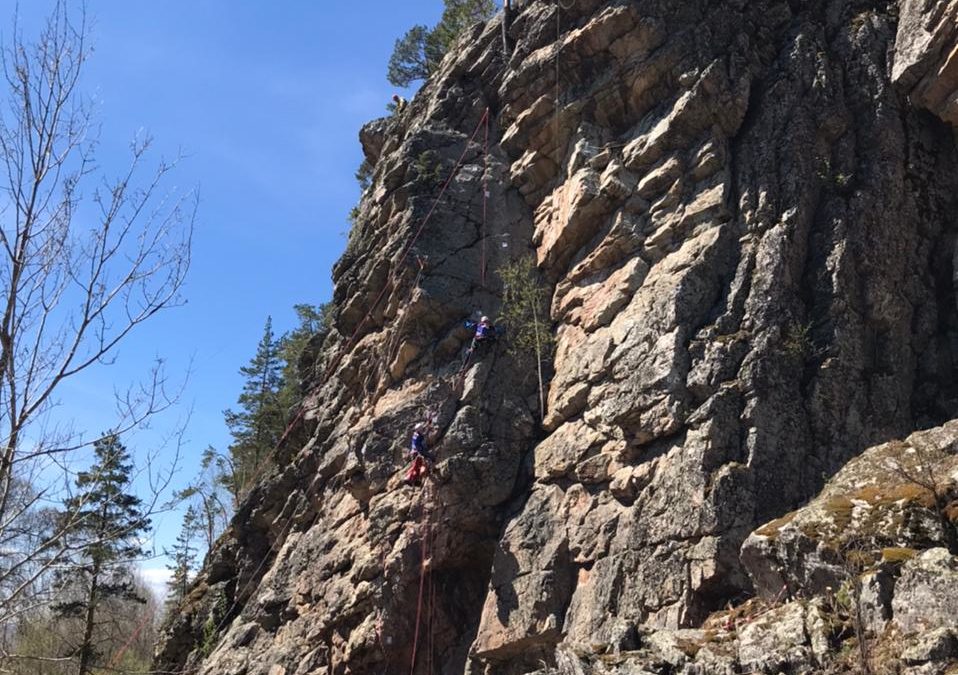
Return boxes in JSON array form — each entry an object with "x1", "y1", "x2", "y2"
[
  {"x1": 164, "y1": 506, "x2": 198, "y2": 608},
  {"x1": 175, "y1": 446, "x2": 233, "y2": 545},
  {"x1": 387, "y1": 0, "x2": 495, "y2": 87},
  {"x1": 277, "y1": 303, "x2": 331, "y2": 412},
  {"x1": 52, "y1": 434, "x2": 150, "y2": 675},
  {"x1": 224, "y1": 317, "x2": 285, "y2": 492}
]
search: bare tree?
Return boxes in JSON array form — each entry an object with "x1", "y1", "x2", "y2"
[
  {"x1": 891, "y1": 439, "x2": 958, "y2": 554},
  {"x1": 0, "y1": 0, "x2": 194, "y2": 630}
]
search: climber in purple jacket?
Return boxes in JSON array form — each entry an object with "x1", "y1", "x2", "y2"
[{"x1": 465, "y1": 316, "x2": 499, "y2": 354}]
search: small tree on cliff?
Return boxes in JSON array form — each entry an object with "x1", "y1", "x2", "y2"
[
  {"x1": 224, "y1": 317, "x2": 285, "y2": 492},
  {"x1": 277, "y1": 303, "x2": 332, "y2": 413},
  {"x1": 498, "y1": 255, "x2": 555, "y2": 419},
  {"x1": 165, "y1": 506, "x2": 198, "y2": 609},
  {"x1": 387, "y1": 0, "x2": 496, "y2": 87}
]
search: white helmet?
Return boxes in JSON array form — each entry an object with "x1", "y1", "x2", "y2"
[{"x1": 480, "y1": 315, "x2": 490, "y2": 323}]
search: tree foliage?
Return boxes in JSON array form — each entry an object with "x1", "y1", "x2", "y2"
[
  {"x1": 498, "y1": 255, "x2": 554, "y2": 418},
  {"x1": 6, "y1": 572, "x2": 158, "y2": 675},
  {"x1": 223, "y1": 305, "x2": 331, "y2": 496},
  {"x1": 387, "y1": 0, "x2": 495, "y2": 87},
  {"x1": 51, "y1": 434, "x2": 151, "y2": 675},
  {"x1": 224, "y1": 317, "x2": 285, "y2": 492},
  {"x1": 165, "y1": 506, "x2": 198, "y2": 609},
  {"x1": 0, "y1": 0, "x2": 192, "y2": 628}
]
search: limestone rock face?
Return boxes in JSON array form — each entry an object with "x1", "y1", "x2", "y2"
[{"x1": 155, "y1": 2, "x2": 958, "y2": 675}]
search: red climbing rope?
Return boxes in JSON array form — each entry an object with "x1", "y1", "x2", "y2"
[
  {"x1": 234, "y1": 107, "x2": 492, "y2": 500},
  {"x1": 147, "y1": 109, "x2": 492, "y2": 673},
  {"x1": 409, "y1": 484, "x2": 433, "y2": 674},
  {"x1": 335, "y1": 106, "x2": 491, "y2": 370}
]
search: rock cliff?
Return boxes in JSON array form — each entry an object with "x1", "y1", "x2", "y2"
[{"x1": 156, "y1": 1, "x2": 958, "y2": 674}]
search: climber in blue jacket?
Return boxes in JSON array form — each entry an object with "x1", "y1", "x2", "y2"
[{"x1": 405, "y1": 422, "x2": 435, "y2": 485}]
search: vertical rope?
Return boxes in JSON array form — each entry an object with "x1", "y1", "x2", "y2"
[
  {"x1": 409, "y1": 485, "x2": 431, "y2": 675},
  {"x1": 481, "y1": 110, "x2": 490, "y2": 286},
  {"x1": 554, "y1": 0, "x2": 560, "y2": 160},
  {"x1": 427, "y1": 506, "x2": 438, "y2": 674}
]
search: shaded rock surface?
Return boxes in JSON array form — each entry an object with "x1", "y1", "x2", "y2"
[{"x1": 156, "y1": 2, "x2": 958, "y2": 675}]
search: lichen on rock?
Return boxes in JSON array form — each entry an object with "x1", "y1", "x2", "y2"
[{"x1": 155, "y1": 1, "x2": 958, "y2": 674}]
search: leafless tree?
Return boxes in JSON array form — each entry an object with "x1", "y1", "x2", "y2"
[
  {"x1": 0, "y1": 0, "x2": 194, "y2": 634},
  {"x1": 891, "y1": 439, "x2": 958, "y2": 554}
]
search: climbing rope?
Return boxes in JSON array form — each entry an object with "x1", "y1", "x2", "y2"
[
  {"x1": 481, "y1": 109, "x2": 490, "y2": 286},
  {"x1": 384, "y1": 256, "x2": 428, "y2": 378},
  {"x1": 234, "y1": 106, "x2": 492, "y2": 499},
  {"x1": 409, "y1": 482, "x2": 434, "y2": 674},
  {"x1": 131, "y1": 106, "x2": 492, "y2": 675}
]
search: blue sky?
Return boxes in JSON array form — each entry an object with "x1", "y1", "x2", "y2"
[{"x1": 3, "y1": 0, "x2": 456, "y2": 595}]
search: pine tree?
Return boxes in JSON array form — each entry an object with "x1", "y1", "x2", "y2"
[
  {"x1": 52, "y1": 433, "x2": 150, "y2": 675},
  {"x1": 224, "y1": 317, "x2": 285, "y2": 492},
  {"x1": 387, "y1": 0, "x2": 495, "y2": 87},
  {"x1": 175, "y1": 446, "x2": 233, "y2": 547},
  {"x1": 165, "y1": 506, "x2": 198, "y2": 609},
  {"x1": 277, "y1": 303, "x2": 331, "y2": 412},
  {"x1": 388, "y1": 25, "x2": 432, "y2": 89}
]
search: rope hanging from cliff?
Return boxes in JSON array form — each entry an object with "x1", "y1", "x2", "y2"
[
  {"x1": 154, "y1": 108, "x2": 491, "y2": 675},
  {"x1": 409, "y1": 482, "x2": 434, "y2": 674},
  {"x1": 234, "y1": 107, "x2": 492, "y2": 500},
  {"x1": 481, "y1": 108, "x2": 490, "y2": 286}
]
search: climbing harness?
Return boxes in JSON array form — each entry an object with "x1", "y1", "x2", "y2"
[{"x1": 157, "y1": 97, "x2": 494, "y2": 675}]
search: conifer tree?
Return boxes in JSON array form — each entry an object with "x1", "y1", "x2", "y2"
[
  {"x1": 175, "y1": 446, "x2": 233, "y2": 547},
  {"x1": 165, "y1": 506, "x2": 198, "y2": 608},
  {"x1": 224, "y1": 317, "x2": 285, "y2": 491},
  {"x1": 277, "y1": 303, "x2": 331, "y2": 412},
  {"x1": 52, "y1": 434, "x2": 150, "y2": 675},
  {"x1": 387, "y1": 0, "x2": 495, "y2": 87}
]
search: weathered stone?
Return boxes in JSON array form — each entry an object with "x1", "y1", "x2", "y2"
[
  {"x1": 892, "y1": 0, "x2": 958, "y2": 126},
  {"x1": 893, "y1": 548, "x2": 958, "y2": 635},
  {"x1": 742, "y1": 423, "x2": 958, "y2": 600},
  {"x1": 156, "y1": 3, "x2": 958, "y2": 675},
  {"x1": 901, "y1": 628, "x2": 958, "y2": 666},
  {"x1": 737, "y1": 602, "x2": 815, "y2": 674}
]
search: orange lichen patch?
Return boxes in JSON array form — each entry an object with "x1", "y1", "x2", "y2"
[
  {"x1": 849, "y1": 483, "x2": 936, "y2": 509},
  {"x1": 823, "y1": 495, "x2": 855, "y2": 530},
  {"x1": 880, "y1": 547, "x2": 917, "y2": 563},
  {"x1": 755, "y1": 511, "x2": 798, "y2": 537}
]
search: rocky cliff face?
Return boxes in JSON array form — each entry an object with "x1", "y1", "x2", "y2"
[{"x1": 156, "y1": 1, "x2": 958, "y2": 674}]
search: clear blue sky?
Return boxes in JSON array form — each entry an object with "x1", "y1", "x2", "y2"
[{"x1": 3, "y1": 0, "x2": 464, "y2": 593}]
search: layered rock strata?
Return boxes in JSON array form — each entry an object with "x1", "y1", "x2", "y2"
[{"x1": 156, "y1": 2, "x2": 958, "y2": 674}]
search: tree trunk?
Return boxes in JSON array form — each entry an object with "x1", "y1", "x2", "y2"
[
  {"x1": 531, "y1": 299, "x2": 545, "y2": 420},
  {"x1": 77, "y1": 565, "x2": 99, "y2": 675}
]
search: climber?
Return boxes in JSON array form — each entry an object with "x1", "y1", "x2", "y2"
[
  {"x1": 404, "y1": 422, "x2": 435, "y2": 486},
  {"x1": 392, "y1": 94, "x2": 407, "y2": 112},
  {"x1": 465, "y1": 315, "x2": 499, "y2": 355}
]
